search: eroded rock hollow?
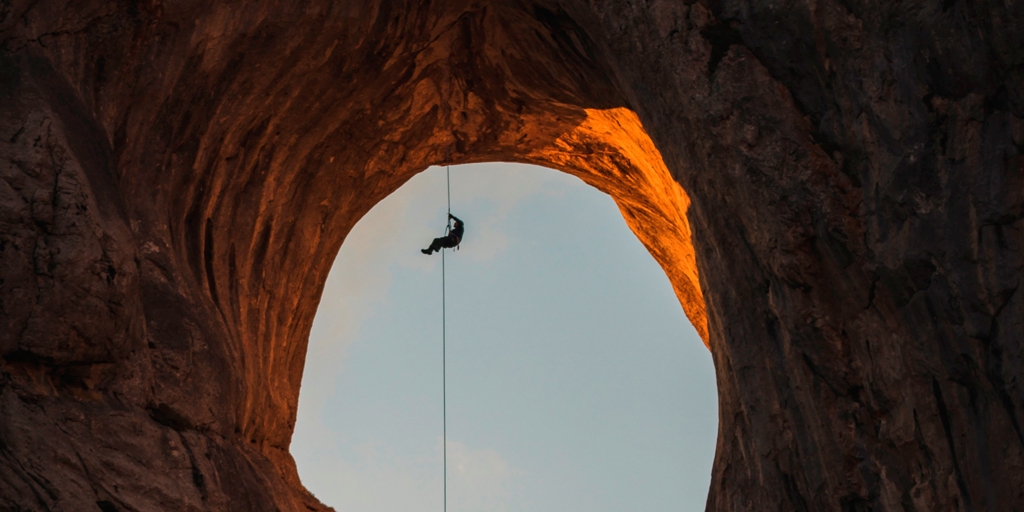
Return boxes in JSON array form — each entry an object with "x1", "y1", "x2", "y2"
[{"x1": 1, "y1": 1, "x2": 1022, "y2": 510}]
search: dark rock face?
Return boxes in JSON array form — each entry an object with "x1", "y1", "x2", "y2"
[{"x1": 0, "y1": 1, "x2": 1021, "y2": 511}]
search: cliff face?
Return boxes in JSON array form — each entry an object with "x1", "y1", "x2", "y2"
[{"x1": 0, "y1": 1, "x2": 1021, "y2": 511}]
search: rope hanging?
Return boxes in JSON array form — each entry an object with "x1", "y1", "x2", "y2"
[
  {"x1": 442, "y1": 164, "x2": 450, "y2": 512},
  {"x1": 441, "y1": 65, "x2": 454, "y2": 512}
]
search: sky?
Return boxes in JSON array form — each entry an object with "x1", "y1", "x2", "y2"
[{"x1": 291, "y1": 162, "x2": 718, "y2": 512}]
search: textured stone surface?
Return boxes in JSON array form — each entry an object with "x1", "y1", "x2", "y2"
[{"x1": 0, "y1": 1, "x2": 1021, "y2": 510}]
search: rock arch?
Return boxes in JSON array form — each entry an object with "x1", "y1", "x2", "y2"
[{"x1": 1, "y1": 1, "x2": 1021, "y2": 511}]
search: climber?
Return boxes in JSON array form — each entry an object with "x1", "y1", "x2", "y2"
[{"x1": 422, "y1": 214, "x2": 464, "y2": 255}]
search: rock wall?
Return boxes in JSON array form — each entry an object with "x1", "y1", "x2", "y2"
[{"x1": 0, "y1": 1, "x2": 1021, "y2": 511}]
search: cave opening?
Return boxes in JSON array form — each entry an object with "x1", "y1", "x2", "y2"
[
  {"x1": 3, "y1": 2, "x2": 1020, "y2": 510},
  {"x1": 291, "y1": 162, "x2": 717, "y2": 511}
]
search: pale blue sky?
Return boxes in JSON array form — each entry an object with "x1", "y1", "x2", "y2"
[{"x1": 291, "y1": 162, "x2": 718, "y2": 512}]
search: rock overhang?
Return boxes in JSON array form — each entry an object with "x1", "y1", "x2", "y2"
[{"x1": 1, "y1": 0, "x2": 1022, "y2": 510}]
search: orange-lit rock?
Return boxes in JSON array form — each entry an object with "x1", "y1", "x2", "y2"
[
  {"x1": 1, "y1": 1, "x2": 1022, "y2": 511},
  {"x1": 528, "y1": 107, "x2": 707, "y2": 345}
]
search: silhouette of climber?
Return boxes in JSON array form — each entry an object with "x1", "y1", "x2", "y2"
[{"x1": 422, "y1": 214, "x2": 464, "y2": 255}]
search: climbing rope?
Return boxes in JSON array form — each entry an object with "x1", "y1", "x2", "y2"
[
  {"x1": 442, "y1": 164, "x2": 450, "y2": 512},
  {"x1": 441, "y1": 66, "x2": 454, "y2": 512}
]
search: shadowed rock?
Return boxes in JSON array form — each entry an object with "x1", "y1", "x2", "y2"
[{"x1": 0, "y1": 1, "x2": 1021, "y2": 510}]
